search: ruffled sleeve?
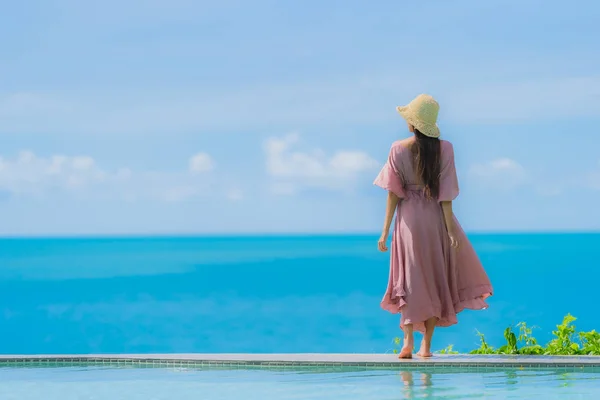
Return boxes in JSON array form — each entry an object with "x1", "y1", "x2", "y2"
[
  {"x1": 438, "y1": 142, "x2": 459, "y2": 202},
  {"x1": 373, "y1": 145, "x2": 405, "y2": 198}
]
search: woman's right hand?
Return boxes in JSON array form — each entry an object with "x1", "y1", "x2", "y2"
[
  {"x1": 378, "y1": 232, "x2": 389, "y2": 252},
  {"x1": 448, "y1": 231, "x2": 459, "y2": 249}
]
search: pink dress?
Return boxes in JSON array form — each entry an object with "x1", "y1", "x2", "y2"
[{"x1": 374, "y1": 139, "x2": 493, "y2": 333}]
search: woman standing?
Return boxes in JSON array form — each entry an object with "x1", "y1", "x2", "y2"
[{"x1": 374, "y1": 94, "x2": 493, "y2": 359}]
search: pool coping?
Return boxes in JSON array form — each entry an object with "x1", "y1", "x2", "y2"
[{"x1": 1, "y1": 354, "x2": 600, "y2": 371}]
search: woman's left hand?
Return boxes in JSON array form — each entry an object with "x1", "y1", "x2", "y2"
[{"x1": 378, "y1": 232, "x2": 389, "y2": 252}]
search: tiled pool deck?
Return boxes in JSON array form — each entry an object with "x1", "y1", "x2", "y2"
[{"x1": 1, "y1": 354, "x2": 599, "y2": 371}]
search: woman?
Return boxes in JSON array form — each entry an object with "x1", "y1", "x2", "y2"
[{"x1": 374, "y1": 94, "x2": 493, "y2": 359}]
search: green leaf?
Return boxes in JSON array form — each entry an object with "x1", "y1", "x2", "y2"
[{"x1": 392, "y1": 313, "x2": 600, "y2": 357}]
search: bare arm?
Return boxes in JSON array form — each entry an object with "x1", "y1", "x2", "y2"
[
  {"x1": 378, "y1": 191, "x2": 400, "y2": 252},
  {"x1": 441, "y1": 201, "x2": 454, "y2": 232},
  {"x1": 441, "y1": 200, "x2": 459, "y2": 248}
]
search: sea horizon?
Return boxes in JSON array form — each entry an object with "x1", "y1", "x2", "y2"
[{"x1": 2, "y1": 230, "x2": 600, "y2": 240}]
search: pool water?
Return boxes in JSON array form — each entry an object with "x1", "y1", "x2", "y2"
[{"x1": 0, "y1": 367, "x2": 598, "y2": 399}]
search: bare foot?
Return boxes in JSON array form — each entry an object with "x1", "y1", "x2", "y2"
[
  {"x1": 398, "y1": 347, "x2": 413, "y2": 359},
  {"x1": 417, "y1": 342, "x2": 433, "y2": 358}
]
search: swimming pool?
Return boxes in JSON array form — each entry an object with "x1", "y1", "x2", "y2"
[{"x1": 1, "y1": 365, "x2": 598, "y2": 399}]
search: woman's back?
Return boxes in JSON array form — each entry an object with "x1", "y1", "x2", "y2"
[
  {"x1": 380, "y1": 138, "x2": 459, "y2": 202},
  {"x1": 394, "y1": 138, "x2": 446, "y2": 186}
]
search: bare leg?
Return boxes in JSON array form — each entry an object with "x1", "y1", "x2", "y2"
[
  {"x1": 399, "y1": 324, "x2": 414, "y2": 359},
  {"x1": 417, "y1": 318, "x2": 437, "y2": 357}
]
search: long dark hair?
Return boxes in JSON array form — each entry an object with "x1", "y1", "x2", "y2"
[{"x1": 411, "y1": 129, "x2": 441, "y2": 199}]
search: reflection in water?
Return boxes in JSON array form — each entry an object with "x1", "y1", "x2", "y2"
[
  {"x1": 400, "y1": 371, "x2": 413, "y2": 387},
  {"x1": 505, "y1": 369, "x2": 518, "y2": 384},
  {"x1": 504, "y1": 369, "x2": 519, "y2": 390},
  {"x1": 556, "y1": 371, "x2": 575, "y2": 388},
  {"x1": 399, "y1": 370, "x2": 433, "y2": 398}
]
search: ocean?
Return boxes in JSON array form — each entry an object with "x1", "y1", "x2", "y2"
[{"x1": 0, "y1": 234, "x2": 597, "y2": 355}]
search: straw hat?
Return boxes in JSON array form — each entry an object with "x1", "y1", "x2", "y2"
[{"x1": 396, "y1": 94, "x2": 440, "y2": 138}]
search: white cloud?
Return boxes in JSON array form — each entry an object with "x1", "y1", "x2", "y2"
[
  {"x1": 0, "y1": 150, "x2": 220, "y2": 202},
  {"x1": 469, "y1": 159, "x2": 573, "y2": 196},
  {"x1": 189, "y1": 152, "x2": 214, "y2": 174},
  {"x1": 264, "y1": 133, "x2": 378, "y2": 193},
  {"x1": 0, "y1": 151, "x2": 118, "y2": 195},
  {"x1": 469, "y1": 158, "x2": 528, "y2": 189}
]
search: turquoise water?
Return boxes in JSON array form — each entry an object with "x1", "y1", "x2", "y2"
[
  {"x1": 1, "y1": 367, "x2": 599, "y2": 399},
  {"x1": 0, "y1": 234, "x2": 598, "y2": 354}
]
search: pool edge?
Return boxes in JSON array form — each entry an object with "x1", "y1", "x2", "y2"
[{"x1": 1, "y1": 354, "x2": 599, "y2": 371}]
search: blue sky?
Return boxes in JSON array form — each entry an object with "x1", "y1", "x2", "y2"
[{"x1": 1, "y1": 0, "x2": 600, "y2": 235}]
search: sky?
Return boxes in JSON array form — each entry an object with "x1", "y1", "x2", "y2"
[{"x1": 1, "y1": 0, "x2": 600, "y2": 236}]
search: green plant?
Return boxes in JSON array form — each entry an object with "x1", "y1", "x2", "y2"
[
  {"x1": 390, "y1": 314, "x2": 600, "y2": 356},
  {"x1": 438, "y1": 344, "x2": 459, "y2": 354},
  {"x1": 516, "y1": 322, "x2": 544, "y2": 355},
  {"x1": 392, "y1": 337, "x2": 401, "y2": 354},
  {"x1": 473, "y1": 323, "x2": 544, "y2": 355},
  {"x1": 545, "y1": 314, "x2": 580, "y2": 355},
  {"x1": 496, "y1": 326, "x2": 519, "y2": 354},
  {"x1": 469, "y1": 330, "x2": 496, "y2": 354},
  {"x1": 579, "y1": 330, "x2": 600, "y2": 355}
]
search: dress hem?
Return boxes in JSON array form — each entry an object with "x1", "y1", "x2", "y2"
[{"x1": 380, "y1": 284, "x2": 493, "y2": 334}]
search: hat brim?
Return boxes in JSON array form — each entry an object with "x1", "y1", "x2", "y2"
[
  {"x1": 395, "y1": 105, "x2": 440, "y2": 138},
  {"x1": 396, "y1": 105, "x2": 408, "y2": 114}
]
